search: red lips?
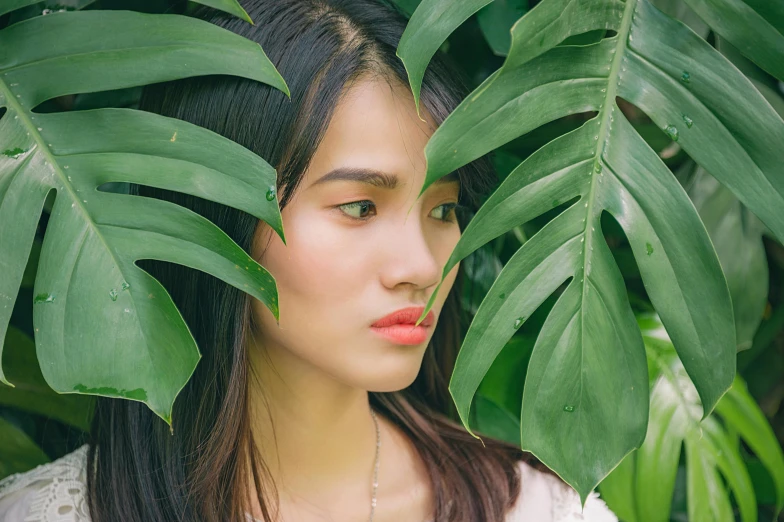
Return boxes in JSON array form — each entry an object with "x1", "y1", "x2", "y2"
[{"x1": 371, "y1": 306, "x2": 434, "y2": 328}]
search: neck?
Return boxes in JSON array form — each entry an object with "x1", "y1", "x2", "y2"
[{"x1": 246, "y1": 334, "x2": 379, "y2": 504}]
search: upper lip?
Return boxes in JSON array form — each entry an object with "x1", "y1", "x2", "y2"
[{"x1": 371, "y1": 306, "x2": 435, "y2": 328}]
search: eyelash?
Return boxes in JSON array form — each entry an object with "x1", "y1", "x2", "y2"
[{"x1": 337, "y1": 200, "x2": 460, "y2": 223}]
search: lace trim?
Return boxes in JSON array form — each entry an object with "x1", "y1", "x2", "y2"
[{"x1": 0, "y1": 444, "x2": 90, "y2": 522}]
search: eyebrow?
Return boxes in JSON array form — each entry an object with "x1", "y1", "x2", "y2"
[{"x1": 309, "y1": 167, "x2": 460, "y2": 189}]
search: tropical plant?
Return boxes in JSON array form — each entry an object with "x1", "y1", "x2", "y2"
[
  {"x1": 2, "y1": 0, "x2": 784, "y2": 519},
  {"x1": 0, "y1": 324, "x2": 93, "y2": 477},
  {"x1": 471, "y1": 312, "x2": 784, "y2": 521},
  {"x1": 598, "y1": 313, "x2": 784, "y2": 522},
  {"x1": 399, "y1": 0, "x2": 784, "y2": 504},
  {"x1": 0, "y1": 0, "x2": 288, "y2": 427}
]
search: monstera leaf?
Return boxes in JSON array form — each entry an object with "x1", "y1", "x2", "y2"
[
  {"x1": 685, "y1": 163, "x2": 769, "y2": 352},
  {"x1": 0, "y1": 0, "x2": 252, "y2": 20},
  {"x1": 399, "y1": 0, "x2": 784, "y2": 501},
  {"x1": 599, "y1": 314, "x2": 784, "y2": 522},
  {"x1": 0, "y1": 3, "x2": 289, "y2": 425},
  {"x1": 679, "y1": 0, "x2": 784, "y2": 82}
]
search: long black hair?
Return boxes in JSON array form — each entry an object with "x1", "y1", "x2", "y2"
[{"x1": 86, "y1": 1, "x2": 550, "y2": 520}]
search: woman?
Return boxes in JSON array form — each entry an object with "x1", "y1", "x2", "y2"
[{"x1": 0, "y1": 0, "x2": 617, "y2": 520}]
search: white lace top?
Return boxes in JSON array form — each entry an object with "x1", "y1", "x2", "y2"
[{"x1": 0, "y1": 445, "x2": 617, "y2": 521}]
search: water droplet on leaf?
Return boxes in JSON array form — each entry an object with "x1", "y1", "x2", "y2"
[
  {"x1": 121, "y1": 281, "x2": 130, "y2": 291},
  {"x1": 513, "y1": 317, "x2": 525, "y2": 329},
  {"x1": 34, "y1": 293, "x2": 54, "y2": 304},
  {"x1": 265, "y1": 187, "x2": 276, "y2": 201},
  {"x1": 563, "y1": 405, "x2": 575, "y2": 413},
  {"x1": 109, "y1": 289, "x2": 118, "y2": 301},
  {"x1": 646, "y1": 242, "x2": 654, "y2": 255},
  {"x1": 681, "y1": 71, "x2": 690, "y2": 84},
  {"x1": 664, "y1": 125, "x2": 679, "y2": 141},
  {"x1": 682, "y1": 114, "x2": 693, "y2": 128}
]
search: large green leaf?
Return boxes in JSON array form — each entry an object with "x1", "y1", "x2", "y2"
[
  {"x1": 596, "y1": 450, "x2": 638, "y2": 522},
  {"x1": 0, "y1": 9, "x2": 290, "y2": 425},
  {"x1": 641, "y1": 328, "x2": 744, "y2": 522},
  {"x1": 396, "y1": 0, "x2": 493, "y2": 116},
  {"x1": 685, "y1": 164, "x2": 768, "y2": 352},
  {"x1": 651, "y1": 0, "x2": 710, "y2": 37},
  {"x1": 714, "y1": 375, "x2": 784, "y2": 515},
  {"x1": 680, "y1": 0, "x2": 784, "y2": 82},
  {"x1": 600, "y1": 314, "x2": 784, "y2": 521},
  {"x1": 0, "y1": 416, "x2": 49, "y2": 481},
  {"x1": 0, "y1": 326, "x2": 94, "y2": 431},
  {"x1": 0, "y1": 0, "x2": 254, "y2": 20},
  {"x1": 0, "y1": 0, "x2": 51, "y2": 17},
  {"x1": 393, "y1": 0, "x2": 784, "y2": 501}
]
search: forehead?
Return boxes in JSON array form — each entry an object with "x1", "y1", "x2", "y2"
[{"x1": 303, "y1": 78, "x2": 442, "y2": 187}]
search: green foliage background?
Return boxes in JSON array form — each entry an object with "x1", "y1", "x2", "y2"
[{"x1": 0, "y1": 0, "x2": 783, "y2": 520}]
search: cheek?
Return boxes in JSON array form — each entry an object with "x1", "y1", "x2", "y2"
[
  {"x1": 253, "y1": 209, "x2": 376, "y2": 339},
  {"x1": 266, "y1": 211, "x2": 360, "y2": 297}
]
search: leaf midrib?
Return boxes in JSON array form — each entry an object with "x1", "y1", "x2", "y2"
[
  {"x1": 576, "y1": 0, "x2": 637, "y2": 420},
  {"x1": 1, "y1": 77, "x2": 142, "y2": 364}
]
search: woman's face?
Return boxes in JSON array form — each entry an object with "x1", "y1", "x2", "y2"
[{"x1": 249, "y1": 77, "x2": 461, "y2": 392}]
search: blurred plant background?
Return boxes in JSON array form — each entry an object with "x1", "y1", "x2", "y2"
[{"x1": 1, "y1": 0, "x2": 782, "y2": 520}]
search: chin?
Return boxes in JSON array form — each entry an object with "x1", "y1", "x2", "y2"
[
  {"x1": 367, "y1": 377, "x2": 415, "y2": 392},
  {"x1": 359, "y1": 357, "x2": 423, "y2": 393},
  {"x1": 329, "y1": 336, "x2": 431, "y2": 392}
]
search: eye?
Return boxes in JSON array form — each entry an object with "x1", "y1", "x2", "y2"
[
  {"x1": 336, "y1": 200, "x2": 461, "y2": 222},
  {"x1": 337, "y1": 200, "x2": 376, "y2": 220},
  {"x1": 431, "y1": 202, "x2": 459, "y2": 223}
]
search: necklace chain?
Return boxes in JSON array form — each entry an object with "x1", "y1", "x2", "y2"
[
  {"x1": 369, "y1": 408, "x2": 381, "y2": 522},
  {"x1": 246, "y1": 409, "x2": 380, "y2": 522}
]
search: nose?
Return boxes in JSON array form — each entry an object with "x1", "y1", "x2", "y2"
[{"x1": 378, "y1": 210, "x2": 442, "y2": 293}]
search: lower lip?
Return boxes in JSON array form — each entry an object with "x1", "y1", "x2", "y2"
[{"x1": 370, "y1": 324, "x2": 430, "y2": 345}]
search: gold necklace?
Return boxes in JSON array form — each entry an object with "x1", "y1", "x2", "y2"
[
  {"x1": 369, "y1": 407, "x2": 381, "y2": 522},
  {"x1": 245, "y1": 408, "x2": 381, "y2": 522}
]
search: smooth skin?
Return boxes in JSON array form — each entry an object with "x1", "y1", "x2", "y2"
[{"x1": 246, "y1": 75, "x2": 462, "y2": 522}]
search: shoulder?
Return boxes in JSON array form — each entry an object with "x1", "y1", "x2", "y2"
[
  {"x1": 506, "y1": 459, "x2": 618, "y2": 522},
  {"x1": 0, "y1": 444, "x2": 90, "y2": 522}
]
